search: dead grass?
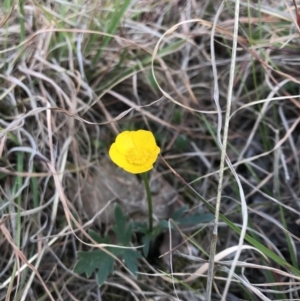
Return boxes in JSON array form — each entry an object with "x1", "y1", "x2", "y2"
[{"x1": 1, "y1": 0, "x2": 300, "y2": 300}]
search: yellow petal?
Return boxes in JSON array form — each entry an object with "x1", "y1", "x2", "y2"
[
  {"x1": 109, "y1": 143, "x2": 127, "y2": 168},
  {"x1": 122, "y1": 163, "x2": 153, "y2": 174},
  {"x1": 132, "y1": 130, "x2": 159, "y2": 153},
  {"x1": 114, "y1": 131, "x2": 135, "y2": 155},
  {"x1": 144, "y1": 147, "x2": 160, "y2": 166},
  {"x1": 109, "y1": 130, "x2": 160, "y2": 174},
  {"x1": 109, "y1": 143, "x2": 153, "y2": 174}
]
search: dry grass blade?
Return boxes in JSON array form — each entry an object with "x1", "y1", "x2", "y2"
[
  {"x1": 205, "y1": 1, "x2": 248, "y2": 301},
  {"x1": 0, "y1": 222, "x2": 55, "y2": 301}
]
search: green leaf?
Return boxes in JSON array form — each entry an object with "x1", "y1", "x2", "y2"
[
  {"x1": 113, "y1": 204, "x2": 133, "y2": 245},
  {"x1": 177, "y1": 212, "x2": 214, "y2": 225},
  {"x1": 171, "y1": 206, "x2": 188, "y2": 220},
  {"x1": 157, "y1": 220, "x2": 173, "y2": 229},
  {"x1": 170, "y1": 206, "x2": 214, "y2": 226},
  {"x1": 89, "y1": 230, "x2": 110, "y2": 244},
  {"x1": 172, "y1": 108, "x2": 183, "y2": 124},
  {"x1": 141, "y1": 224, "x2": 165, "y2": 257},
  {"x1": 175, "y1": 134, "x2": 189, "y2": 152},
  {"x1": 74, "y1": 231, "x2": 115, "y2": 285},
  {"x1": 96, "y1": 257, "x2": 115, "y2": 286},
  {"x1": 74, "y1": 206, "x2": 142, "y2": 284},
  {"x1": 74, "y1": 250, "x2": 107, "y2": 278},
  {"x1": 122, "y1": 249, "x2": 141, "y2": 276},
  {"x1": 133, "y1": 221, "x2": 148, "y2": 233},
  {"x1": 142, "y1": 235, "x2": 151, "y2": 257}
]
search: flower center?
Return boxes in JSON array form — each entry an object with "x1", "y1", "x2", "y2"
[{"x1": 126, "y1": 147, "x2": 149, "y2": 165}]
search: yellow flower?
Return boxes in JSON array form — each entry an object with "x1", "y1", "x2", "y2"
[{"x1": 109, "y1": 130, "x2": 160, "y2": 174}]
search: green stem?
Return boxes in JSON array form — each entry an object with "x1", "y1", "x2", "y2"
[{"x1": 142, "y1": 172, "x2": 153, "y2": 233}]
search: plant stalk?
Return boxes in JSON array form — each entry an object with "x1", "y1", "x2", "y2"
[{"x1": 142, "y1": 172, "x2": 153, "y2": 232}]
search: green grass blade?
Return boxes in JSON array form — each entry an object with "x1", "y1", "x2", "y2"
[{"x1": 92, "y1": 0, "x2": 132, "y2": 65}]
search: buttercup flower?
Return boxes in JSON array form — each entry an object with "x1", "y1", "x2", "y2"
[{"x1": 109, "y1": 130, "x2": 160, "y2": 174}]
